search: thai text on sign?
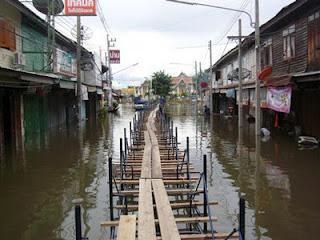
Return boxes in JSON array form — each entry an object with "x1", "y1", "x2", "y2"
[
  {"x1": 65, "y1": 0, "x2": 96, "y2": 16},
  {"x1": 109, "y1": 50, "x2": 120, "y2": 64}
]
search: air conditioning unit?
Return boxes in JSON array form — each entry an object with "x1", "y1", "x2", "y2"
[{"x1": 13, "y1": 52, "x2": 26, "y2": 68}]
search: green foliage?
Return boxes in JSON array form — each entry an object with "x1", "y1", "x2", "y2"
[
  {"x1": 151, "y1": 71, "x2": 172, "y2": 97},
  {"x1": 112, "y1": 101, "x2": 119, "y2": 109}
]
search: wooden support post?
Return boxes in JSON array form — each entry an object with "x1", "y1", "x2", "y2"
[
  {"x1": 239, "y1": 198, "x2": 245, "y2": 240},
  {"x1": 203, "y1": 154, "x2": 208, "y2": 232},
  {"x1": 75, "y1": 205, "x2": 82, "y2": 240},
  {"x1": 108, "y1": 158, "x2": 114, "y2": 221}
]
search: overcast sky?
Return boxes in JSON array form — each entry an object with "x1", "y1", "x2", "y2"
[{"x1": 25, "y1": 0, "x2": 295, "y2": 89}]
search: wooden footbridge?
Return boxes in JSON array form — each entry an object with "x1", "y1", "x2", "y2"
[{"x1": 97, "y1": 106, "x2": 244, "y2": 240}]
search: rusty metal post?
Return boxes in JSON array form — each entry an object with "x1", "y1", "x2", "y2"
[
  {"x1": 203, "y1": 154, "x2": 208, "y2": 232},
  {"x1": 75, "y1": 205, "x2": 82, "y2": 240},
  {"x1": 108, "y1": 157, "x2": 114, "y2": 220},
  {"x1": 187, "y1": 137, "x2": 190, "y2": 180},
  {"x1": 239, "y1": 197, "x2": 246, "y2": 240}
]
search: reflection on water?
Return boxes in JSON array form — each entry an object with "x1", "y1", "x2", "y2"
[
  {"x1": 0, "y1": 104, "x2": 134, "y2": 240},
  {"x1": 167, "y1": 103, "x2": 320, "y2": 240},
  {"x1": 1, "y1": 103, "x2": 320, "y2": 239}
]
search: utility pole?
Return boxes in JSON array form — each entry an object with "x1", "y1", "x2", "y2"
[
  {"x1": 199, "y1": 62, "x2": 203, "y2": 108},
  {"x1": 107, "y1": 34, "x2": 115, "y2": 109},
  {"x1": 76, "y1": 16, "x2": 82, "y2": 122},
  {"x1": 209, "y1": 40, "x2": 213, "y2": 114},
  {"x1": 195, "y1": 61, "x2": 198, "y2": 99},
  {"x1": 255, "y1": 0, "x2": 261, "y2": 136},
  {"x1": 238, "y1": 19, "x2": 243, "y2": 129}
]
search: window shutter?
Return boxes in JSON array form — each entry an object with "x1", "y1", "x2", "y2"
[
  {"x1": 5, "y1": 21, "x2": 15, "y2": 51},
  {"x1": 0, "y1": 18, "x2": 16, "y2": 51},
  {"x1": 0, "y1": 18, "x2": 6, "y2": 48}
]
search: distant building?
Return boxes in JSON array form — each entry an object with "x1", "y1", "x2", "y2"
[
  {"x1": 121, "y1": 86, "x2": 135, "y2": 96},
  {"x1": 171, "y1": 72, "x2": 195, "y2": 96}
]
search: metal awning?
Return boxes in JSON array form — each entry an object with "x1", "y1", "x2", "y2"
[
  {"x1": 293, "y1": 71, "x2": 320, "y2": 83},
  {"x1": 60, "y1": 80, "x2": 75, "y2": 89},
  {"x1": 87, "y1": 86, "x2": 97, "y2": 92},
  {"x1": 266, "y1": 75, "x2": 292, "y2": 87}
]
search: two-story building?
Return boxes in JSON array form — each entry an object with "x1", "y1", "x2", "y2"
[
  {"x1": 0, "y1": 0, "x2": 104, "y2": 152},
  {"x1": 212, "y1": 0, "x2": 320, "y2": 137},
  {"x1": 171, "y1": 72, "x2": 195, "y2": 96}
]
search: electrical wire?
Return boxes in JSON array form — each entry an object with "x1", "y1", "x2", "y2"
[
  {"x1": 96, "y1": 0, "x2": 113, "y2": 37},
  {"x1": 220, "y1": 38, "x2": 231, "y2": 58},
  {"x1": 214, "y1": 0, "x2": 250, "y2": 45}
]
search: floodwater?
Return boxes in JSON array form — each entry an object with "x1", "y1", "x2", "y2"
[{"x1": 0, "y1": 103, "x2": 320, "y2": 239}]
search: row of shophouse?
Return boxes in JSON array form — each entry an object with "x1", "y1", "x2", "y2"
[
  {"x1": 210, "y1": 0, "x2": 320, "y2": 138},
  {"x1": 0, "y1": 0, "x2": 106, "y2": 152}
]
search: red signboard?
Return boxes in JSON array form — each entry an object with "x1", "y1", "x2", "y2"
[
  {"x1": 65, "y1": 0, "x2": 97, "y2": 16},
  {"x1": 109, "y1": 50, "x2": 120, "y2": 64}
]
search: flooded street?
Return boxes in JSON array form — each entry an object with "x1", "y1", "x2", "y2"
[{"x1": 1, "y1": 103, "x2": 320, "y2": 239}]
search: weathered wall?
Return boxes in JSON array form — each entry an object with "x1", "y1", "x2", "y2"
[
  {"x1": 21, "y1": 19, "x2": 47, "y2": 72},
  {"x1": 271, "y1": 17, "x2": 308, "y2": 76},
  {"x1": 0, "y1": 0, "x2": 21, "y2": 68}
]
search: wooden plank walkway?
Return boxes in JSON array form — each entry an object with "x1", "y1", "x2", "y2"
[
  {"x1": 117, "y1": 215, "x2": 136, "y2": 240},
  {"x1": 101, "y1": 106, "x2": 239, "y2": 240},
  {"x1": 152, "y1": 179, "x2": 181, "y2": 240},
  {"x1": 138, "y1": 179, "x2": 157, "y2": 240}
]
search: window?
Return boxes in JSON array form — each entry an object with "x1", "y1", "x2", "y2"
[
  {"x1": 0, "y1": 17, "x2": 16, "y2": 51},
  {"x1": 308, "y1": 10, "x2": 320, "y2": 70},
  {"x1": 283, "y1": 24, "x2": 295, "y2": 60},
  {"x1": 215, "y1": 70, "x2": 221, "y2": 80},
  {"x1": 262, "y1": 38, "x2": 273, "y2": 67},
  {"x1": 308, "y1": 11, "x2": 320, "y2": 22}
]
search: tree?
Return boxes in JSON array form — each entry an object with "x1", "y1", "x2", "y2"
[{"x1": 151, "y1": 71, "x2": 172, "y2": 97}]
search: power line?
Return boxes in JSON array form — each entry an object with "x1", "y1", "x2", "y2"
[
  {"x1": 214, "y1": 0, "x2": 250, "y2": 44},
  {"x1": 96, "y1": 0, "x2": 113, "y2": 37}
]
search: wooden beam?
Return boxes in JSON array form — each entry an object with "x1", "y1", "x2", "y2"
[
  {"x1": 117, "y1": 215, "x2": 136, "y2": 240},
  {"x1": 138, "y1": 179, "x2": 157, "y2": 240},
  {"x1": 101, "y1": 216, "x2": 217, "y2": 227},
  {"x1": 115, "y1": 201, "x2": 218, "y2": 210},
  {"x1": 152, "y1": 179, "x2": 181, "y2": 240},
  {"x1": 113, "y1": 188, "x2": 204, "y2": 196}
]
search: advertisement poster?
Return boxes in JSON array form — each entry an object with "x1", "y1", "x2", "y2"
[
  {"x1": 65, "y1": 0, "x2": 96, "y2": 16},
  {"x1": 267, "y1": 86, "x2": 292, "y2": 113}
]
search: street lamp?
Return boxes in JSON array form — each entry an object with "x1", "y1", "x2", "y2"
[
  {"x1": 166, "y1": 0, "x2": 261, "y2": 136},
  {"x1": 112, "y1": 62, "x2": 139, "y2": 76}
]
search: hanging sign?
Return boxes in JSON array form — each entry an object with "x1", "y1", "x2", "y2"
[
  {"x1": 109, "y1": 50, "x2": 120, "y2": 64},
  {"x1": 54, "y1": 48, "x2": 76, "y2": 77},
  {"x1": 65, "y1": 0, "x2": 97, "y2": 16},
  {"x1": 267, "y1": 86, "x2": 292, "y2": 113}
]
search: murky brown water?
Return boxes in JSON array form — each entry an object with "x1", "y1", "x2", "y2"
[{"x1": 0, "y1": 103, "x2": 319, "y2": 239}]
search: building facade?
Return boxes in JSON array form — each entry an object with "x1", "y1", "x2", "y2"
[
  {"x1": 171, "y1": 72, "x2": 195, "y2": 96},
  {"x1": 0, "y1": 0, "x2": 104, "y2": 152},
  {"x1": 211, "y1": 0, "x2": 320, "y2": 137}
]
